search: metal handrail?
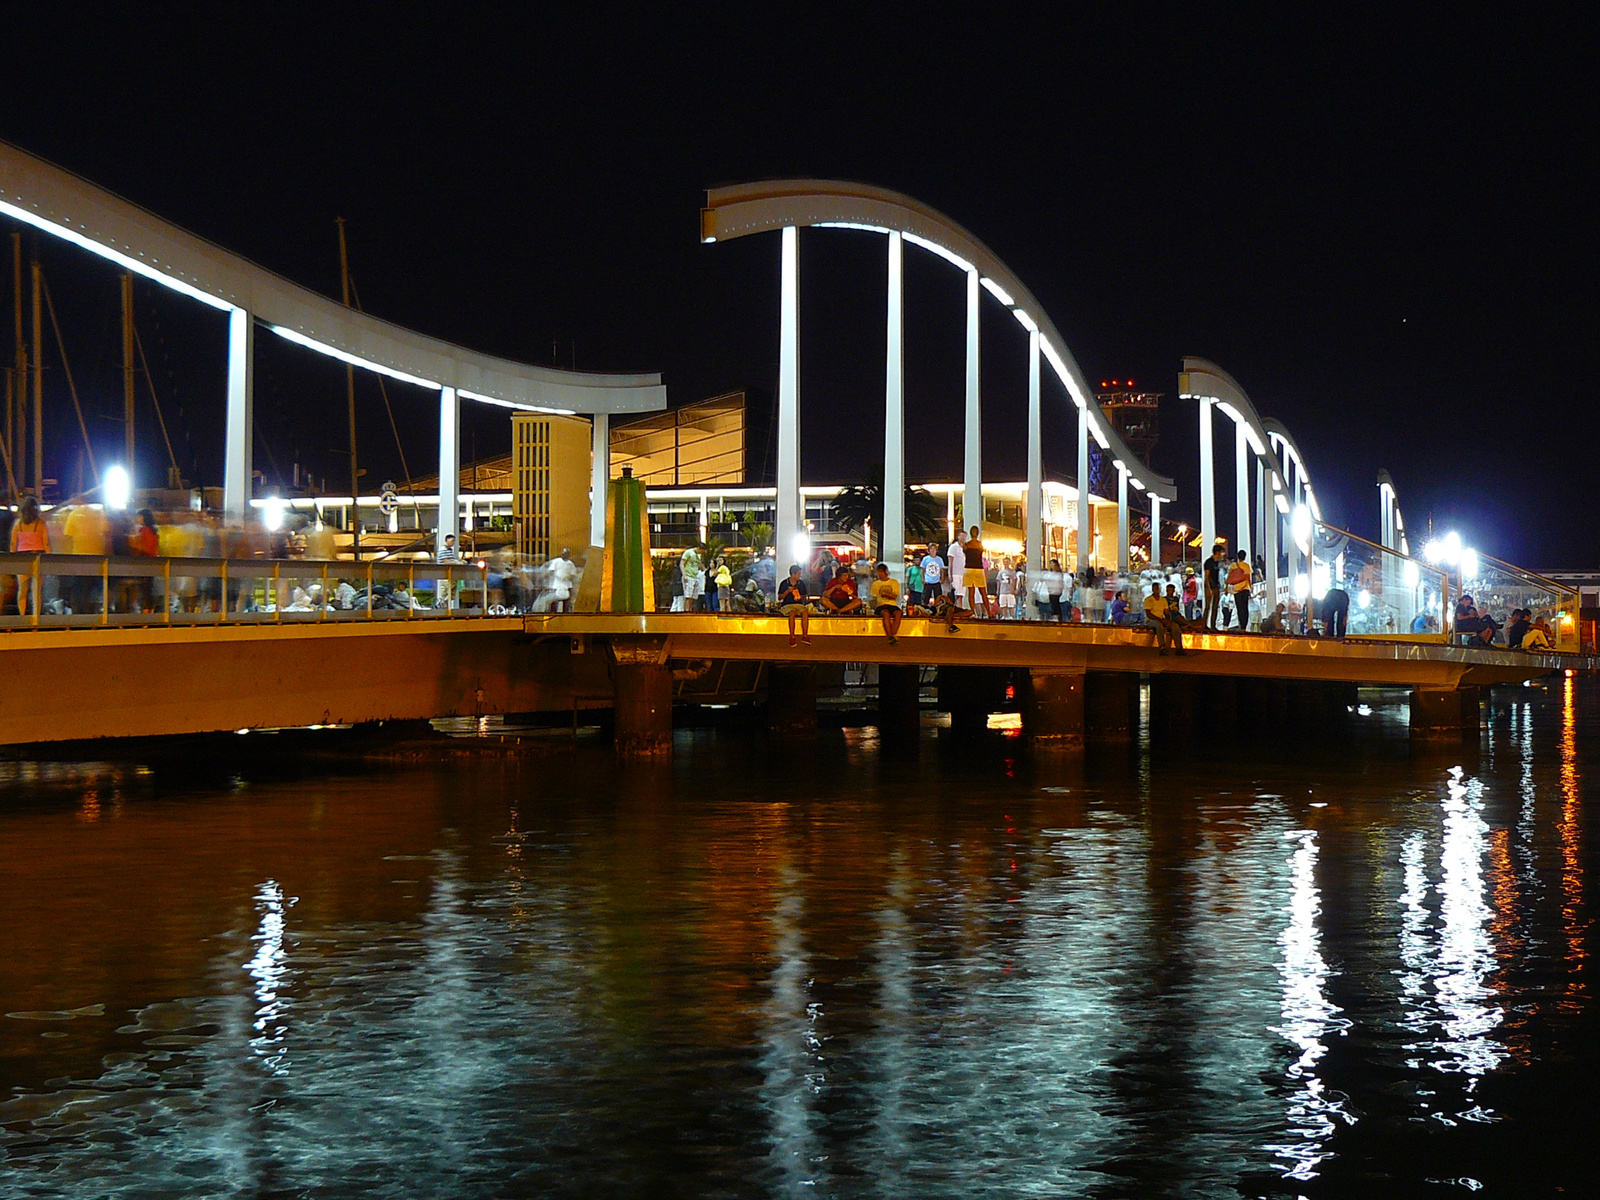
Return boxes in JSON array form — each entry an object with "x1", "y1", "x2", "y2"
[{"x1": 0, "y1": 553, "x2": 497, "y2": 631}]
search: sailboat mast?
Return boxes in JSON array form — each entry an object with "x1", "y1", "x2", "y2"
[
  {"x1": 337, "y1": 216, "x2": 359, "y2": 557},
  {"x1": 31, "y1": 254, "x2": 42, "y2": 502},
  {"x1": 13, "y1": 232, "x2": 26, "y2": 497},
  {"x1": 122, "y1": 273, "x2": 136, "y2": 481}
]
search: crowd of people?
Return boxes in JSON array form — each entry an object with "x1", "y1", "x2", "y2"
[
  {"x1": 6, "y1": 501, "x2": 1569, "y2": 655},
  {"x1": 655, "y1": 530, "x2": 1567, "y2": 656}
]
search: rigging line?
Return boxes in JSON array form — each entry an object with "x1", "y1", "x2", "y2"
[
  {"x1": 131, "y1": 323, "x2": 182, "y2": 481},
  {"x1": 0, "y1": 379, "x2": 16, "y2": 498},
  {"x1": 346, "y1": 274, "x2": 423, "y2": 529},
  {"x1": 39, "y1": 271, "x2": 100, "y2": 487}
]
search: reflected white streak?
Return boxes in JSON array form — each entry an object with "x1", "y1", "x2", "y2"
[
  {"x1": 759, "y1": 867, "x2": 824, "y2": 1190},
  {"x1": 1436, "y1": 770, "x2": 1506, "y2": 1084},
  {"x1": 242, "y1": 879, "x2": 295, "y2": 1075},
  {"x1": 1268, "y1": 830, "x2": 1352, "y2": 1181}
]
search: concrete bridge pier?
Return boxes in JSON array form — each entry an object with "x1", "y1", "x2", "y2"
[
  {"x1": 767, "y1": 664, "x2": 818, "y2": 738},
  {"x1": 1284, "y1": 681, "x2": 1355, "y2": 733},
  {"x1": 1149, "y1": 674, "x2": 1200, "y2": 741},
  {"x1": 1022, "y1": 671, "x2": 1085, "y2": 749},
  {"x1": 938, "y1": 666, "x2": 1007, "y2": 738},
  {"x1": 609, "y1": 638, "x2": 673, "y2": 757},
  {"x1": 1085, "y1": 671, "x2": 1139, "y2": 741},
  {"x1": 1411, "y1": 685, "x2": 1482, "y2": 740},
  {"x1": 1196, "y1": 676, "x2": 1239, "y2": 737},
  {"x1": 878, "y1": 664, "x2": 923, "y2": 746}
]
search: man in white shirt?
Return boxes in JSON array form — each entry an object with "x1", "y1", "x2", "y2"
[
  {"x1": 947, "y1": 533, "x2": 967, "y2": 611},
  {"x1": 920, "y1": 548, "x2": 946, "y2": 603}
]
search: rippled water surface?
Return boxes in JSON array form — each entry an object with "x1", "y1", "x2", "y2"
[{"x1": 2, "y1": 679, "x2": 1595, "y2": 1198}]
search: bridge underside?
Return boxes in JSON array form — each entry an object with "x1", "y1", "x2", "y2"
[
  {"x1": 528, "y1": 614, "x2": 1565, "y2": 689},
  {"x1": 0, "y1": 616, "x2": 1571, "y2": 748}
]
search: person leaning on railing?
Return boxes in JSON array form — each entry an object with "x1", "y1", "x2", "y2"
[{"x1": 8, "y1": 496, "x2": 50, "y2": 616}]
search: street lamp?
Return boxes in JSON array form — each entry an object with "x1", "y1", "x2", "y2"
[{"x1": 103, "y1": 465, "x2": 131, "y2": 510}]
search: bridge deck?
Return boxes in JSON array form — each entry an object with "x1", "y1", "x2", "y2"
[{"x1": 526, "y1": 613, "x2": 1574, "y2": 689}]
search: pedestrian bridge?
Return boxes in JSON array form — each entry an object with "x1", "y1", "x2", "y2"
[{"x1": 0, "y1": 551, "x2": 1583, "y2": 750}]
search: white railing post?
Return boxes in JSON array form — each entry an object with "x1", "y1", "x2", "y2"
[
  {"x1": 776, "y1": 225, "x2": 802, "y2": 566},
  {"x1": 882, "y1": 231, "x2": 905, "y2": 579}
]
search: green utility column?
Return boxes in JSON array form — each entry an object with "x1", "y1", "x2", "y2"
[{"x1": 604, "y1": 466, "x2": 648, "y2": 613}]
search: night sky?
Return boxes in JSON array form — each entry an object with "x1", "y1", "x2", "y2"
[{"x1": 5, "y1": 11, "x2": 1592, "y2": 564}]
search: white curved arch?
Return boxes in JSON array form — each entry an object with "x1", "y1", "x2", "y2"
[
  {"x1": 0, "y1": 139, "x2": 665, "y2": 415},
  {"x1": 701, "y1": 179, "x2": 1176, "y2": 504},
  {"x1": 1376, "y1": 468, "x2": 1409, "y2": 555},
  {"x1": 1261, "y1": 418, "x2": 1322, "y2": 522}
]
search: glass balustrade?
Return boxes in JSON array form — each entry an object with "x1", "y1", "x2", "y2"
[{"x1": 1284, "y1": 522, "x2": 1450, "y2": 641}]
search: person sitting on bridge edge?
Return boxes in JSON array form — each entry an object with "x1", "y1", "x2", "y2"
[
  {"x1": 1258, "y1": 601, "x2": 1288, "y2": 635},
  {"x1": 1320, "y1": 586, "x2": 1351, "y2": 638},
  {"x1": 920, "y1": 586, "x2": 963, "y2": 634},
  {"x1": 1109, "y1": 588, "x2": 1132, "y2": 625},
  {"x1": 821, "y1": 566, "x2": 864, "y2": 616},
  {"x1": 1521, "y1": 614, "x2": 1554, "y2": 651},
  {"x1": 778, "y1": 563, "x2": 812, "y2": 646},
  {"x1": 1505, "y1": 608, "x2": 1530, "y2": 649},
  {"x1": 1143, "y1": 582, "x2": 1186, "y2": 655},
  {"x1": 869, "y1": 562, "x2": 903, "y2": 645},
  {"x1": 1454, "y1": 594, "x2": 1499, "y2": 645},
  {"x1": 1165, "y1": 583, "x2": 1205, "y2": 633}
]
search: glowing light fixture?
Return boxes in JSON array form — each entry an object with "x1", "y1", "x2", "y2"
[
  {"x1": 1294, "y1": 572, "x2": 1310, "y2": 600},
  {"x1": 901, "y1": 231, "x2": 975, "y2": 273},
  {"x1": 0, "y1": 198, "x2": 235, "y2": 312},
  {"x1": 1460, "y1": 547, "x2": 1480, "y2": 582},
  {"x1": 1291, "y1": 503, "x2": 1312, "y2": 555},
  {"x1": 1358, "y1": 588, "x2": 1371, "y2": 609},
  {"x1": 262, "y1": 495, "x2": 287, "y2": 532},
  {"x1": 103, "y1": 464, "x2": 131, "y2": 510},
  {"x1": 458, "y1": 388, "x2": 575, "y2": 416},
  {"x1": 268, "y1": 325, "x2": 441, "y2": 391},
  {"x1": 979, "y1": 276, "x2": 1014, "y2": 305},
  {"x1": 790, "y1": 531, "x2": 811, "y2": 563}
]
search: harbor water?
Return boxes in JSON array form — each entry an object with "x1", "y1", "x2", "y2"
[{"x1": 1, "y1": 678, "x2": 1594, "y2": 1198}]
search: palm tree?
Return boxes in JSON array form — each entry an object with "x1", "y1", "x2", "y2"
[
  {"x1": 831, "y1": 466, "x2": 944, "y2": 560},
  {"x1": 740, "y1": 519, "x2": 774, "y2": 556}
]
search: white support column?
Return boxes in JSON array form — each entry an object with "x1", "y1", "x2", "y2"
[
  {"x1": 1235, "y1": 419, "x2": 1251, "y2": 562},
  {"x1": 1259, "y1": 458, "x2": 1278, "y2": 607},
  {"x1": 1149, "y1": 495, "x2": 1162, "y2": 570},
  {"x1": 1116, "y1": 465, "x2": 1130, "y2": 575},
  {"x1": 1254, "y1": 457, "x2": 1265, "y2": 569},
  {"x1": 945, "y1": 487, "x2": 955, "y2": 543},
  {"x1": 1286, "y1": 464, "x2": 1302, "y2": 599},
  {"x1": 962, "y1": 268, "x2": 981, "y2": 533},
  {"x1": 589, "y1": 411, "x2": 608, "y2": 547},
  {"x1": 436, "y1": 385, "x2": 459, "y2": 557},
  {"x1": 882, "y1": 231, "x2": 905, "y2": 578},
  {"x1": 1075, "y1": 401, "x2": 1090, "y2": 575},
  {"x1": 1198, "y1": 397, "x2": 1215, "y2": 557},
  {"x1": 1025, "y1": 328, "x2": 1043, "y2": 574},
  {"x1": 777, "y1": 226, "x2": 802, "y2": 562},
  {"x1": 223, "y1": 306, "x2": 254, "y2": 524}
]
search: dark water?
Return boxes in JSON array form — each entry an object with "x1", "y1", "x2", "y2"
[{"x1": 1, "y1": 679, "x2": 1594, "y2": 1199}]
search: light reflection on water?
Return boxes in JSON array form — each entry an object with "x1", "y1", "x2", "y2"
[
  {"x1": 1267, "y1": 829, "x2": 1351, "y2": 1180},
  {"x1": 0, "y1": 680, "x2": 1594, "y2": 1197}
]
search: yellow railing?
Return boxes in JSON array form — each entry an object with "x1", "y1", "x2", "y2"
[{"x1": 0, "y1": 554, "x2": 492, "y2": 630}]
